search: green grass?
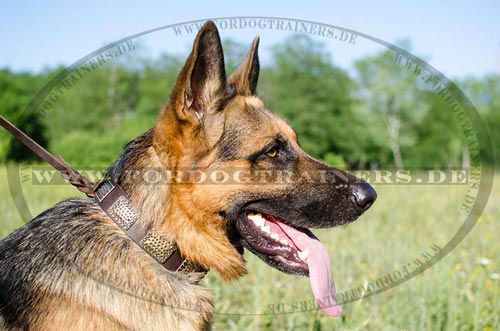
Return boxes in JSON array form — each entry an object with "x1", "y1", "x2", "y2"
[{"x1": 0, "y1": 165, "x2": 498, "y2": 330}]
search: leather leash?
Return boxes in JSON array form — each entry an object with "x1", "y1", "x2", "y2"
[
  {"x1": 0, "y1": 115, "x2": 205, "y2": 275},
  {"x1": 0, "y1": 116, "x2": 95, "y2": 197}
]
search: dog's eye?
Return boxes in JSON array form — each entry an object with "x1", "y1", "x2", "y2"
[{"x1": 265, "y1": 146, "x2": 279, "y2": 158}]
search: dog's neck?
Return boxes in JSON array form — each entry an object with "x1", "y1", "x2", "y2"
[{"x1": 104, "y1": 130, "x2": 208, "y2": 276}]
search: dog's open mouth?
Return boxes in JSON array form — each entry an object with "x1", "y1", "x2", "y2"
[{"x1": 235, "y1": 211, "x2": 342, "y2": 317}]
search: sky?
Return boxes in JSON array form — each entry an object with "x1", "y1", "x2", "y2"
[{"x1": 1, "y1": 1, "x2": 499, "y2": 79}]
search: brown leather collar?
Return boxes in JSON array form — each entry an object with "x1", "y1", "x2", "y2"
[
  {"x1": 0, "y1": 115, "x2": 206, "y2": 276},
  {"x1": 94, "y1": 181, "x2": 207, "y2": 274}
]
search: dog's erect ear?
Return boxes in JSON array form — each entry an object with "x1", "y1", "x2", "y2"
[
  {"x1": 229, "y1": 36, "x2": 260, "y2": 96},
  {"x1": 170, "y1": 21, "x2": 227, "y2": 122}
]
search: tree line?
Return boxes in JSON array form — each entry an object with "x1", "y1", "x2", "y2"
[{"x1": 0, "y1": 35, "x2": 497, "y2": 169}]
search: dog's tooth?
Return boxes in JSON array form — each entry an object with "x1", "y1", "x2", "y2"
[
  {"x1": 247, "y1": 212, "x2": 262, "y2": 219},
  {"x1": 298, "y1": 249, "x2": 310, "y2": 261},
  {"x1": 279, "y1": 238, "x2": 289, "y2": 246},
  {"x1": 248, "y1": 213, "x2": 265, "y2": 227},
  {"x1": 270, "y1": 233, "x2": 279, "y2": 241},
  {"x1": 261, "y1": 225, "x2": 271, "y2": 234}
]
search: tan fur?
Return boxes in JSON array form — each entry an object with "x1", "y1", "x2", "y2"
[
  {"x1": 152, "y1": 94, "x2": 302, "y2": 281},
  {"x1": 25, "y1": 211, "x2": 214, "y2": 331}
]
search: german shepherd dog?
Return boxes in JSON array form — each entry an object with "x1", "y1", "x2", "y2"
[{"x1": 0, "y1": 21, "x2": 376, "y2": 330}]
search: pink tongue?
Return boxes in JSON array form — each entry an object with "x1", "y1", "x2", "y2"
[{"x1": 276, "y1": 222, "x2": 342, "y2": 317}]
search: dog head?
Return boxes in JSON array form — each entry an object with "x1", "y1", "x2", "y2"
[{"x1": 153, "y1": 21, "x2": 376, "y2": 315}]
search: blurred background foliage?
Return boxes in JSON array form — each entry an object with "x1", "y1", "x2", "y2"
[
  {"x1": 1, "y1": 33, "x2": 499, "y2": 331},
  {"x1": 0, "y1": 34, "x2": 497, "y2": 168}
]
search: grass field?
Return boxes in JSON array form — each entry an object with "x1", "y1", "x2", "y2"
[{"x1": 0, "y1": 165, "x2": 498, "y2": 330}]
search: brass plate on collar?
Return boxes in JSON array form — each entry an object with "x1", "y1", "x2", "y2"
[
  {"x1": 108, "y1": 195, "x2": 140, "y2": 230},
  {"x1": 140, "y1": 231, "x2": 177, "y2": 264},
  {"x1": 177, "y1": 259, "x2": 208, "y2": 274}
]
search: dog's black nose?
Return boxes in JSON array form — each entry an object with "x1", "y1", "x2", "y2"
[{"x1": 352, "y1": 182, "x2": 377, "y2": 210}]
